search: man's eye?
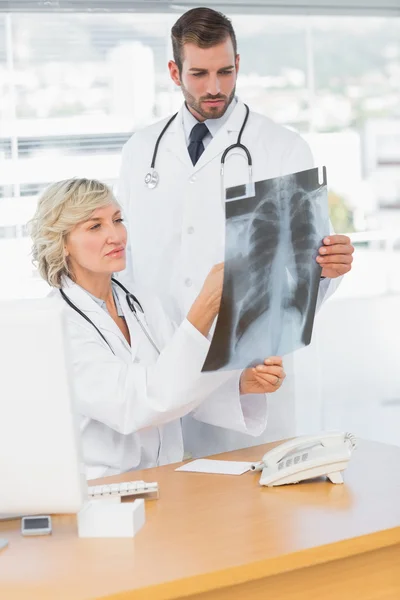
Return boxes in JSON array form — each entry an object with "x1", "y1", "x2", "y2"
[
  {"x1": 220, "y1": 71, "x2": 233, "y2": 76},
  {"x1": 192, "y1": 72, "x2": 205, "y2": 77}
]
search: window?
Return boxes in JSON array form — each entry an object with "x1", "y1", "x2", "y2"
[
  {"x1": 1, "y1": 9, "x2": 399, "y2": 444},
  {"x1": 2, "y1": 13, "x2": 400, "y2": 291}
]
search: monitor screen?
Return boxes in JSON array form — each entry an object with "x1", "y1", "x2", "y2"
[{"x1": 0, "y1": 298, "x2": 86, "y2": 516}]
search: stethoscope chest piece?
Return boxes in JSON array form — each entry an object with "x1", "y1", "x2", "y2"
[{"x1": 145, "y1": 169, "x2": 159, "y2": 189}]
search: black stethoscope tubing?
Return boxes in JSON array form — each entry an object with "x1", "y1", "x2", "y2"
[
  {"x1": 220, "y1": 103, "x2": 251, "y2": 167},
  {"x1": 149, "y1": 112, "x2": 179, "y2": 169},
  {"x1": 146, "y1": 103, "x2": 251, "y2": 184},
  {"x1": 60, "y1": 278, "x2": 161, "y2": 356}
]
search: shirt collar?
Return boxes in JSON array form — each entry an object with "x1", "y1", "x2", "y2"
[
  {"x1": 182, "y1": 97, "x2": 238, "y2": 145},
  {"x1": 83, "y1": 283, "x2": 124, "y2": 318}
]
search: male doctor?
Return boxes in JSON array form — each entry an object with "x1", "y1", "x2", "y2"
[{"x1": 117, "y1": 7, "x2": 354, "y2": 456}]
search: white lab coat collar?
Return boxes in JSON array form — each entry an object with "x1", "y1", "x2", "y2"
[
  {"x1": 164, "y1": 100, "x2": 248, "y2": 174},
  {"x1": 182, "y1": 97, "x2": 238, "y2": 145},
  {"x1": 59, "y1": 277, "x2": 132, "y2": 353}
]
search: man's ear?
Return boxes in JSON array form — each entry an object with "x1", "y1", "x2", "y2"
[
  {"x1": 235, "y1": 54, "x2": 240, "y2": 77},
  {"x1": 168, "y1": 60, "x2": 181, "y2": 87}
]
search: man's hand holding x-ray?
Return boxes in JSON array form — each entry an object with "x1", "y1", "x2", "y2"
[{"x1": 317, "y1": 234, "x2": 354, "y2": 278}]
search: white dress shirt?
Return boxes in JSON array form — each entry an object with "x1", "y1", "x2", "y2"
[
  {"x1": 85, "y1": 283, "x2": 124, "y2": 317},
  {"x1": 182, "y1": 97, "x2": 238, "y2": 150}
]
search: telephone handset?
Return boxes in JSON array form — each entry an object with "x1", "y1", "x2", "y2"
[{"x1": 251, "y1": 432, "x2": 357, "y2": 487}]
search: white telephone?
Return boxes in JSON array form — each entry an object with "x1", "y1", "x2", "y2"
[{"x1": 251, "y1": 432, "x2": 357, "y2": 487}]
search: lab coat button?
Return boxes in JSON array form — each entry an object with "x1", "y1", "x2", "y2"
[
  {"x1": 187, "y1": 226, "x2": 194, "y2": 234},
  {"x1": 185, "y1": 278, "x2": 192, "y2": 287},
  {"x1": 189, "y1": 176, "x2": 196, "y2": 183}
]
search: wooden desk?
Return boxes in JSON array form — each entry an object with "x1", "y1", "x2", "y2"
[{"x1": 1, "y1": 440, "x2": 400, "y2": 600}]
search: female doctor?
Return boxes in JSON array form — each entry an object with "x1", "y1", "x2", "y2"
[{"x1": 30, "y1": 178, "x2": 285, "y2": 480}]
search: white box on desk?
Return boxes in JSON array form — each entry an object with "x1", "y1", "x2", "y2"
[{"x1": 77, "y1": 498, "x2": 145, "y2": 538}]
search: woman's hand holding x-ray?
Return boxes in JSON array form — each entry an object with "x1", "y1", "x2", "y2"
[
  {"x1": 187, "y1": 263, "x2": 224, "y2": 337},
  {"x1": 187, "y1": 264, "x2": 286, "y2": 393},
  {"x1": 240, "y1": 357, "x2": 285, "y2": 395}
]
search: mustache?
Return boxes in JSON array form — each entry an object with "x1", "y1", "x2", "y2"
[{"x1": 201, "y1": 94, "x2": 227, "y2": 101}]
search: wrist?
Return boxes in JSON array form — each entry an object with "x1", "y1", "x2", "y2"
[
  {"x1": 239, "y1": 370, "x2": 247, "y2": 395},
  {"x1": 187, "y1": 296, "x2": 216, "y2": 337}
]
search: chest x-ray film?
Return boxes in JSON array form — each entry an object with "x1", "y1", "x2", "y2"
[{"x1": 202, "y1": 166, "x2": 329, "y2": 372}]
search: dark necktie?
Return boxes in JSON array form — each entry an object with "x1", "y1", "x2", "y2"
[{"x1": 188, "y1": 122, "x2": 209, "y2": 166}]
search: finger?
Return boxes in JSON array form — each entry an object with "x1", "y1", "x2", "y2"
[
  {"x1": 253, "y1": 372, "x2": 277, "y2": 387},
  {"x1": 212, "y1": 262, "x2": 224, "y2": 272},
  {"x1": 323, "y1": 235, "x2": 350, "y2": 246},
  {"x1": 264, "y1": 356, "x2": 283, "y2": 366},
  {"x1": 319, "y1": 243, "x2": 354, "y2": 256},
  {"x1": 255, "y1": 365, "x2": 285, "y2": 379},
  {"x1": 317, "y1": 254, "x2": 353, "y2": 265},
  {"x1": 253, "y1": 372, "x2": 283, "y2": 388}
]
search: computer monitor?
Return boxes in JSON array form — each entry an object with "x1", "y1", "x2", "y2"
[{"x1": 0, "y1": 297, "x2": 86, "y2": 516}]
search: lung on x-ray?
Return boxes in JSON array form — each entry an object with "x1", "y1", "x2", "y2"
[{"x1": 202, "y1": 166, "x2": 329, "y2": 372}]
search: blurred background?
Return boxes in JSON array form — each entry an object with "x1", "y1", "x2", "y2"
[{"x1": 1, "y1": 1, "x2": 399, "y2": 445}]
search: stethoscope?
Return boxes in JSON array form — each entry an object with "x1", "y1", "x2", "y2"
[
  {"x1": 60, "y1": 278, "x2": 161, "y2": 356},
  {"x1": 144, "y1": 103, "x2": 252, "y2": 190}
]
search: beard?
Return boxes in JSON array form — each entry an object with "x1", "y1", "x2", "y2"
[{"x1": 181, "y1": 84, "x2": 236, "y2": 120}]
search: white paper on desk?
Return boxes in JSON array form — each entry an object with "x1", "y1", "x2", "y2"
[{"x1": 175, "y1": 459, "x2": 252, "y2": 475}]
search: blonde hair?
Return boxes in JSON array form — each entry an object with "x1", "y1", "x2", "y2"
[{"x1": 30, "y1": 178, "x2": 116, "y2": 288}]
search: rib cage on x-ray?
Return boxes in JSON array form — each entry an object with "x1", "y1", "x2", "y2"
[
  {"x1": 202, "y1": 167, "x2": 329, "y2": 373},
  {"x1": 233, "y1": 185, "x2": 280, "y2": 347},
  {"x1": 290, "y1": 190, "x2": 316, "y2": 314}
]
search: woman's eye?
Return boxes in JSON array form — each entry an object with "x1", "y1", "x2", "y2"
[
  {"x1": 90, "y1": 223, "x2": 100, "y2": 230},
  {"x1": 115, "y1": 218, "x2": 124, "y2": 224}
]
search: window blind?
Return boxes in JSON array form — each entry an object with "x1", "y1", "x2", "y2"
[{"x1": 1, "y1": 0, "x2": 400, "y2": 16}]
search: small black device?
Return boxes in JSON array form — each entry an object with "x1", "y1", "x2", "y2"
[{"x1": 21, "y1": 515, "x2": 52, "y2": 536}]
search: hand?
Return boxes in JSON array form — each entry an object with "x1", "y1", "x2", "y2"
[
  {"x1": 240, "y1": 357, "x2": 285, "y2": 395},
  {"x1": 187, "y1": 263, "x2": 224, "y2": 337},
  {"x1": 197, "y1": 262, "x2": 224, "y2": 316},
  {"x1": 316, "y1": 235, "x2": 354, "y2": 279}
]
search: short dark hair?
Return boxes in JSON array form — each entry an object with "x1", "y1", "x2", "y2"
[{"x1": 171, "y1": 7, "x2": 238, "y2": 73}]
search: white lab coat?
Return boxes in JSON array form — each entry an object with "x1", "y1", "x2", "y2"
[
  {"x1": 117, "y1": 100, "x2": 340, "y2": 456},
  {"x1": 52, "y1": 278, "x2": 268, "y2": 479}
]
